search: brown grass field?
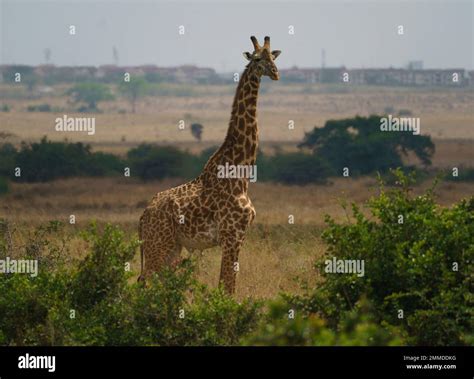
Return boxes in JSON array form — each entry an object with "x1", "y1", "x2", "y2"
[
  {"x1": 1, "y1": 83, "x2": 473, "y2": 151},
  {"x1": 1, "y1": 83, "x2": 473, "y2": 300}
]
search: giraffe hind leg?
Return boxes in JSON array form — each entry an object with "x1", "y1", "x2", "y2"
[{"x1": 141, "y1": 236, "x2": 182, "y2": 279}]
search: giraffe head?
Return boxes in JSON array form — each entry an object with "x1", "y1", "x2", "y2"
[{"x1": 243, "y1": 36, "x2": 281, "y2": 80}]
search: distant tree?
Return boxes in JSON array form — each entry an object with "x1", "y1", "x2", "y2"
[
  {"x1": 24, "y1": 75, "x2": 39, "y2": 96},
  {"x1": 67, "y1": 83, "x2": 114, "y2": 112},
  {"x1": 119, "y1": 78, "x2": 147, "y2": 113},
  {"x1": 127, "y1": 144, "x2": 193, "y2": 180},
  {"x1": 191, "y1": 123, "x2": 204, "y2": 141},
  {"x1": 0, "y1": 143, "x2": 17, "y2": 177},
  {"x1": 299, "y1": 115, "x2": 434, "y2": 175}
]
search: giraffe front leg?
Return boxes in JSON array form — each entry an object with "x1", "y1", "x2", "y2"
[{"x1": 218, "y1": 231, "x2": 245, "y2": 295}]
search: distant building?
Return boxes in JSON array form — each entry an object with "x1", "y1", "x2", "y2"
[
  {"x1": 0, "y1": 64, "x2": 469, "y2": 87},
  {"x1": 468, "y1": 71, "x2": 474, "y2": 86},
  {"x1": 280, "y1": 67, "x2": 467, "y2": 86},
  {"x1": 407, "y1": 61, "x2": 424, "y2": 70}
]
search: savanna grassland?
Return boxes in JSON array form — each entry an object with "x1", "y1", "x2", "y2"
[
  {"x1": 1, "y1": 82, "x2": 474, "y2": 151},
  {"x1": 1, "y1": 83, "x2": 473, "y2": 301}
]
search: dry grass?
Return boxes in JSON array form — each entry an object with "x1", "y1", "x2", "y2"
[
  {"x1": 2, "y1": 176, "x2": 472, "y2": 226},
  {"x1": 1, "y1": 84, "x2": 473, "y2": 154},
  {"x1": 193, "y1": 224, "x2": 323, "y2": 300}
]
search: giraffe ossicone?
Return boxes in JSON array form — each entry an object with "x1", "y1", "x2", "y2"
[{"x1": 138, "y1": 36, "x2": 281, "y2": 294}]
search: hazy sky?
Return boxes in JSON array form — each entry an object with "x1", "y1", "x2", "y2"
[{"x1": 1, "y1": 0, "x2": 473, "y2": 72}]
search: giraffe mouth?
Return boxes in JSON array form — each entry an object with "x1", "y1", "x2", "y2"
[{"x1": 270, "y1": 72, "x2": 280, "y2": 81}]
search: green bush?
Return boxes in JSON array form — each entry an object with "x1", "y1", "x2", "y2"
[
  {"x1": 87, "y1": 152, "x2": 125, "y2": 176},
  {"x1": 0, "y1": 221, "x2": 260, "y2": 346},
  {"x1": 14, "y1": 137, "x2": 123, "y2": 182},
  {"x1": 0, "y1": 220, "x2": 71, "y2": 345},
  {"x1": 0, "y1": 143, "x2": 17, "y2": 177},
  {"x1": 127, "y1": 144, "x2": 200, "y2": 181},
  {"x1": 261, "y1": 152, "x2": 333, "y2": 184},
  {"x1": 27, "y1": 104, "x2": 52, "y2": 112},
  {"x1": 0, "y1": 177, "x2": 8, "y2": 195},
  {"x1": 445, "y1": 166, "x2": 474, "y2": 182},
  {"x1": 283, "y1": 169, "x2": 473, "y2": 345},
  {"x1": 70, "y1": 223, "x2": 138, "y2": 311},
  {"x1": 247, "y1": 297, "x2": 402, "y2": 346},
  {"x1": 124, "y1": 263, "x2": 260, "y2": 346}
]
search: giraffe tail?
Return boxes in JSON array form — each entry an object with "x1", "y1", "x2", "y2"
[
  {"x1": 137, "y1": 244, "x2": 145, "y2": 283},
  {"x1": 137, "y1": 214, "x2": 145, "y2": 283}
]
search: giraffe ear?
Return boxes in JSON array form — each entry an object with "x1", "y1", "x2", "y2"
[
  {"x1": 243, "y1": 52, "x2": 253, "y2": 61},
  {"x1": 271, "y1": 50, "x2": 281, "y2": 60}
]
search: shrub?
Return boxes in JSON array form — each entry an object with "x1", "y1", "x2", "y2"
[
  {"x1": 15, "y1": 138, "x2": 91, "y2": 181},
  {"x1": 247, "y1": 297, "x2": 402, "y2": 346},
  {"x1": 0, "y1": 220, "x2": 72, "y2": 345},
  {"x1": 283, "y1": 169, "x2": 473, "y2": 345},
  {"x1": 445, "y1": 167, "x2": 474, "y2": 182},
  {"x1": 0, "y1": 177, "x2": 8, "y2": 195},
  {"x1": 27, "y1": 104, "x2": 52, "y2": 112},
  {"x1": 263, "y1": 152, "x2": 333, "y2": 184},
  {"x1": 87, "y1": 152, "x2": 124, "y2": 176},
  {"x1": 0, "y1": 143, "x2": 17, "y2": 177},
  {"x1": 127, "y1": 144, "x2": 199, "y2": 181},
  {"x1": 0, "y1": 221, "x2": 260, "y2": 346},
  {"x1": 70, "y1": 223, "x2": 139, "y2": 311},
  {"x1": 14, "y1": 137, "x2": 123, "y2": 182},
  {"x1": 125, "y1": 263, "x2": 260, "y2": 346}
]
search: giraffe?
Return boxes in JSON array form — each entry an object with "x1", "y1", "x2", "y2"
[{"x1": 138, "y1": 36, "x2": 281, "y2": 294}]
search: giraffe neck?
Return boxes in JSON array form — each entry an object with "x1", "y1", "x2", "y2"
[
  {"x1": 225, "y1": 65, "x2": 261, "y2": 160},
  {"x1": 202, "y1": 65, "x2": 261, "y2": 185}
]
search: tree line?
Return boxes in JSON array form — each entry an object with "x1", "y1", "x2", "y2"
[{"x1": 1, "y1": 116, "x2": 473, "y2": 193}]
